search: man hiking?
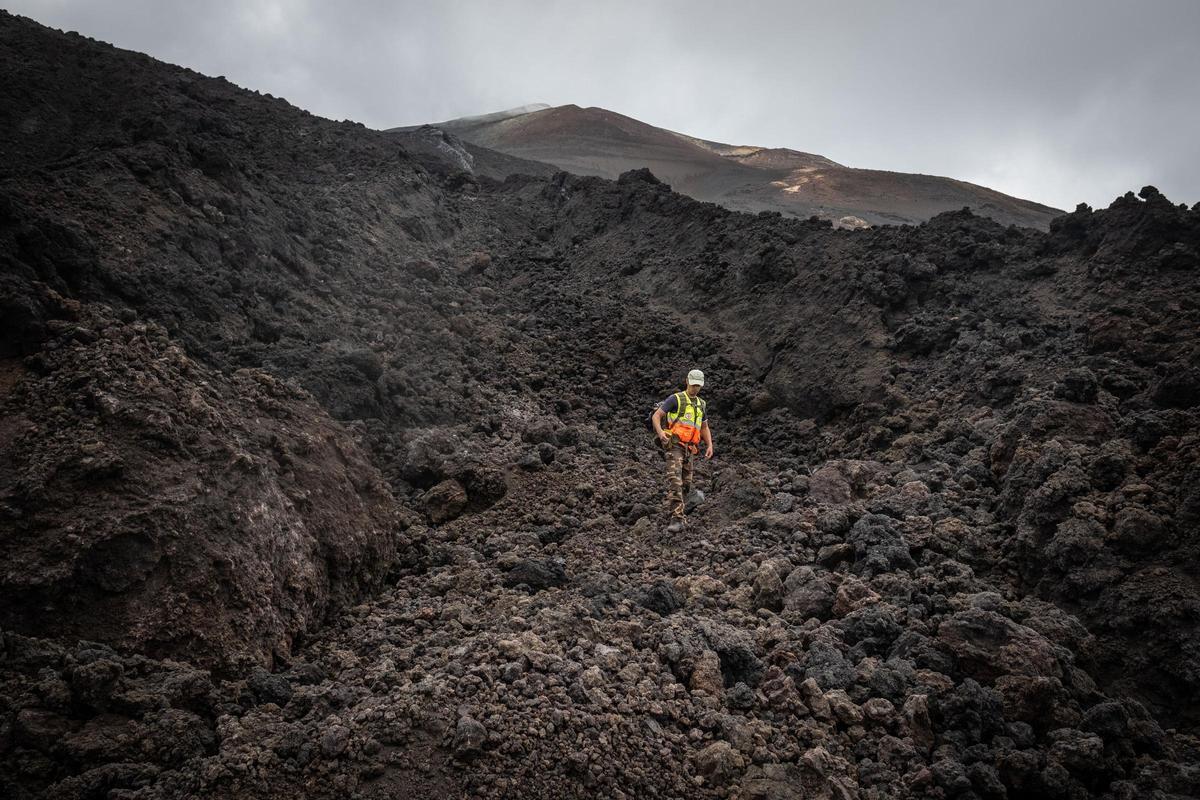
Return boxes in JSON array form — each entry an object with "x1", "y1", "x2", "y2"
[{"x1": 652, "y1": 369, "x2": 714, "y2": 533}]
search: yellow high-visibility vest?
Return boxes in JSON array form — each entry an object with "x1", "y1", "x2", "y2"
[{"x1": 666, "y1": 391, "x2": 706, "y2": 447}]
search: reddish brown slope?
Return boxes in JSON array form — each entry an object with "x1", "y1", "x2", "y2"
[
  {"x1": 442, "y1": 104, "x2": 772, "y2": 200},
  {"x1": 411, "y1": 104, "x2": 1064, "y2": 229}
]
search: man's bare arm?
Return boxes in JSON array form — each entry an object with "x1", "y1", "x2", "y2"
[{"x1": 652, "y1": 408, "x2": 668, "y2": 441}]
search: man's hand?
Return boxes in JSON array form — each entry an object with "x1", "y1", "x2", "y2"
[
  {"x1": 658, "y1": 430, "x2": 670, "y2": 444},
  {"x1": 704, "y1": 443, "x2": 714, "y2": 459}
]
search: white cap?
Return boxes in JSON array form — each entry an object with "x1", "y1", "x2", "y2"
[{"x1": 687, "y1": 369, "x2": 705, "y2": 387}]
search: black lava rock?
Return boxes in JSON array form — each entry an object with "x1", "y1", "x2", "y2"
[{"x1": 502, "y1": 559, "x2": 568, "y2": 592}]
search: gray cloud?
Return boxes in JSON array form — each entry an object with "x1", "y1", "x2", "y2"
[{"x1": 8, "y1": 0, "x2": 1199, "y2": 210}]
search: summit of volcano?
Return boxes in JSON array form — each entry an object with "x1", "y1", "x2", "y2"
[{"x1": 401, "y1": 103, "x2": 1064, "y2": 229}]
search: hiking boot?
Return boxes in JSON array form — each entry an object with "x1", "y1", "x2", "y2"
[
  {"x1": 684, "y1": 488, "x2": 705, "y2": 512},
  {"x1": 666, "y1": 518, "x2": 685, "y2": 534}
]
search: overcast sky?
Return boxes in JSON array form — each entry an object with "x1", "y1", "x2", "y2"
[{"x1": 8, "y1": 0, "x2": 1199, "y2": 210}]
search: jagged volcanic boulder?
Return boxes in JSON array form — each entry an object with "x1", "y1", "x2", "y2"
[{"x1": 0, "y1": 289, "x2": 398, "y2": 669}]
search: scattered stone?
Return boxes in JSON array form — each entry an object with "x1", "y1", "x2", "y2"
[
  {"x1": 903, "y1": 694, "x2": 935, "y2": 753},
  {"x1": 816, "y1": 542, "x2": 854, "y2": 568},
  {"x1": 833, "y1": 576, "x2": 881, "y2": 617},
  {"x1": 804, "y1": 640, "x2": 856, "y2": 690},
  {"x1": 695, "y1": 740, "x2": 745, "y2": 783},
  {"x1": 453, "y1": 715, "x2": 488, "y2": 757},
  {"x1": 502, "y1": 559, "x2": 567, "y2": 592},
  {"x1": 689, "y1": 650, "x2": 724, "y2": 697},
  {"x1": 633, "y1": 580, "x2": 684, "y2": 615},
  {"x1": 246, "y1": 668, "x2": 292, "y2": 706},
  {"x1": 824, "y1": 689, "x2": 864, "y2": 725},
  {"x1": 319, "y1": 724, "x2": 351, "y2": 758},
  {"x1": 937, "y1": 608, "x2": 1061, "y2": 680},
  {"x1": 809, "y1": 465, "x2": 852, "y2": 505},
  {"x1": 783, "y1": 567, "x2": 835, "y2": 619},
  {"x1": 800, "y1": 678, "x2": 832, "y2": 719},
  {"x1": 1055, "y1": 367, "x2": 1099, "y2": 403},
  {"x1": 751, "y1": 562, "x2": 785, "y2": 611},
  {"x1": 580, "y1": 665, "x2": 605, "y2": 688},
  {"x1": 862, "y1": 697, "x2": 896, "y2": 724}
]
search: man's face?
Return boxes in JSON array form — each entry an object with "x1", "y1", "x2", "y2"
[{"x1": 687, "y1": 383, "x2": 702, "y2": 396}]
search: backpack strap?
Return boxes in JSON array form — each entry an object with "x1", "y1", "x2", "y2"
[
  {"x1": 675, "y1": 392, "x2": 690, "y2": 421},
  {"x1": 664, "y1": 392, "x2": 682, "y2": 433},
  {"x1": 679, "y1": 392, "x2": 701, "y2": 453}
]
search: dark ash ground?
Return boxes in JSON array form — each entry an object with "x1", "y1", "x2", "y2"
[{"x1": 1, "y1": 12, "x2": 1199, "y2": 800}]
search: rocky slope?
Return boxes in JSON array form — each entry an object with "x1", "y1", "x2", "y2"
[
  {"x1": 2, "y1": 11, "x2": 1200, "y2": 800},
  {"x1": 402, "y1": 104, "x2": 1064, "y2": 229},
  {"x1": 0, "y1": 288, "x2": 399, "y2": 671}
]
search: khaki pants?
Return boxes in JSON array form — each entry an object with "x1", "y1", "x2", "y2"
[{"x1": 663, "y1": 442, "x2": 695, "y2": 520}]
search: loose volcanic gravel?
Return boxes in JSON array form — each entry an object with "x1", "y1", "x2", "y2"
[{"x1": 2, "y1": 11, "x2": 1199, "y2": 800}]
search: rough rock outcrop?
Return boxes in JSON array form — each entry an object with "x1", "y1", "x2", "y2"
[{"x1": 0, "y1": 291, "x2": 397, "y2": 669}]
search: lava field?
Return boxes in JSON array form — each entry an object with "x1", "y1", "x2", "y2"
[{"x1": 1, "y1": 12, "x2": 1199, "y2": 800}]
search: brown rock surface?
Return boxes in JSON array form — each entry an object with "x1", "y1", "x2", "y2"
[
  {"x1": 0, "y1": 294, "x2": 397, "y2": 670},
  {"x1": 1, "y1": 11, "x2": 1198, "y2": 800}
]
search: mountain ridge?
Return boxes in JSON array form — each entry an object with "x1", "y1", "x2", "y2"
[{"x1": 398, "y1": 103, "x2": 1064, "y2": 229}]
